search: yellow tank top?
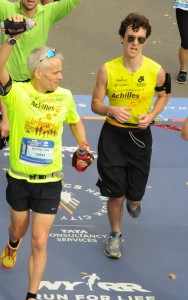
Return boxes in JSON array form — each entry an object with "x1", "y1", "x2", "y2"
[{"x1": 105, "y1": 56, "x2": 161, "y2": 125}]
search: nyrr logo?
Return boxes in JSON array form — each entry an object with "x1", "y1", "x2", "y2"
[
  {"x1": 39, "y1": 277, "x2": 151, "y2": 292},
  {"x1": 37, "y1": 273, "x2": 154, "y2": 300}
]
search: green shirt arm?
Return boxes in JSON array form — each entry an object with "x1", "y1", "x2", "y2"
[{"x1": 44, "y1": 0, "x2": 81, "y2": 24}]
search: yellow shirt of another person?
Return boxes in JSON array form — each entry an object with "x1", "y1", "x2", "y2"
[
  {"x1": 105, "y1": 56, "x2": 161, "y2": 125},
  {"x1": 2, "y1": 81, "x2": 80, "y2": 182}
]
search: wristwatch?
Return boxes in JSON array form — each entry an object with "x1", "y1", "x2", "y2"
[{"x1": 7, "y1": 36, "x2": 17, "y2": 45}]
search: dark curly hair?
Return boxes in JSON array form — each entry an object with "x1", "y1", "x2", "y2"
[{"x1": 119, "y1": 13, "x2": 152, "y2": 39}]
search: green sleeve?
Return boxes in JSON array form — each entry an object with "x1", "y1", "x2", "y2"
[{"x1": 43, "y1": 0, "x2": 81, "y2": 25}]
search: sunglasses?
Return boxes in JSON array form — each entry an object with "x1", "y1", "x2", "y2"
[
  {"x1": 37, "y1": 49, "x2": 56, "y2": 68},
  {"x1": 127, "y1": 35, "x2": 146, "y2": 44}
]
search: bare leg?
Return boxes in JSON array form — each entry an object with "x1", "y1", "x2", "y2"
[
  {"x1": 9, "y1": 206, "x2": 30, "y2": 242},
  {"x1": 107, "y1": 196, "x2": 125, "y2": 233},
  {"x1": 28, "y1": 212, "x2": 56, "y2": 294},
  {"x1": 179, "y1": 46, "x2": 188, "y2": 70}
]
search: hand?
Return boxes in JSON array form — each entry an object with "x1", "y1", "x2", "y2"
[
  {"x1": 2, "y1": 14, "x2": 34, "y2": 38},
  {"x1": 72, "y1": 146, "x2": 94, "y2": 172},
  {"x1": 138, "y1": 114, "x2": 153, "y2": 129},
  {"x1": 8, "y1": 14, "x2": 24, "y2": 24},
  {"x1": 8, "y1": 15, "x2": 24, "y2": 38},
  {"x1": 110, "y1": 106, "x2": 132, "y2": 123}
]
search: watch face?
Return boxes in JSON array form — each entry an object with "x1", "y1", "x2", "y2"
[{"x1": 8, "y1": 38, "x2": 16, "y2": 45}]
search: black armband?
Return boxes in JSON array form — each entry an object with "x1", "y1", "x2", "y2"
[
  {"x1": 155, "y1": 73, "x2": 171, "y2": 94},
  {"x1": 0, "y1": 77, "x2": 12, "y2": 96}
]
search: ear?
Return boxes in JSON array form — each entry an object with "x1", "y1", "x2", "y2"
[
  {"x1": 34, "y1": 68, "x2": 41, "y2": 80},
  {"x1": 120, "y1": 36, "x2": 124, "y2": 45}
]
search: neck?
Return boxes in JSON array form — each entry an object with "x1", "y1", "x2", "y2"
[
  {"x1": 31, "y1": 79, "x2": 46, "y2": 93},
  {"x1": 123, "y1": 54, "x2": 143, "y2": 73}
]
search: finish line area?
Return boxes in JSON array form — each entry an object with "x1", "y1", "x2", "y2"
[{"x1": 0, "y1": 96, "x2": 187, "y2": 300}]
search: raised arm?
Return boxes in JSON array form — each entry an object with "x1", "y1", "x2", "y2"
[
  {"x1": 0, "y1": 15, "x2": 24, "y2": 87},
  {"x1": 45, "y1": 0, "x2": 81, "y2": 24},
  {"x1": 0, "y1": 36, "x2": 12, "y2": 87}
]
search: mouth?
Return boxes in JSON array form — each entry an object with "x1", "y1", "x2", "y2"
[
  {"x1": 26, "y1": 0, "x2": 35, "y2": 4},
  {"x1": 130, "y1": 46, "x2": 137, "y2": 52}
]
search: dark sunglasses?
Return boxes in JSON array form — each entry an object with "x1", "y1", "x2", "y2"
[
  {"x1": 37, "y1": 49, "x2": 56, "y2": 68},
  {"x1": 127, "y1": 35, "x2": 146, "y2": 44}
]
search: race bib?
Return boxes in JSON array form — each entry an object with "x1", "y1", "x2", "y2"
[{"x1": 20, "y1": 138, "x2": 54, "y2": 165}]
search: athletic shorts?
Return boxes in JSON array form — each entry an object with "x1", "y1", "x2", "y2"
[
  {"x1": 176, "y1": 9, "x2": 188, "y2": 49},
  {"x1": 6, "y1": 173, "x2": 62, "y2": 214},
  {"x1": 96, "y1": 122, "x2": 152, "y2": 201}
]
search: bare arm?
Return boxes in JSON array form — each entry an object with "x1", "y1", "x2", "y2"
[
  {"x1": 0, "y1": 15, "x2": 23, "y2": 86},
  {"x1": 0, "y1": 40, "x2": 12, "y2": 88},
  {"x1": 0, "y1": 19, "x2": 20, "y2": 138},
  {"x1": 91, "y1": 64, "x2": 109, "y2": 116},
  {"x1": 69, "y1": 119, "x2": 87, "y2": 146},
  {"x1": 70, "y1": 119, "x2": 94, "y2": 170},
  {"x1": 138, "y1": 67, "x2": 170, "y2": 128},
  {"x1": 181, "y1": 117, "x2": 188, "y2": 141},
  {"x1": 91, "y1": 64, "x2": 132, "y2": 122},
  {"x1": 0, "y1": 100, "x2": 9, "y2": 138},
  {"x1": 0, "y1": 15, "x2": 30, "y2": 137}
]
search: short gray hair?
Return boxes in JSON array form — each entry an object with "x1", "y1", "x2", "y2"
[{"x1": 27, "y1": 46, "x2": 64, "y2": 77}]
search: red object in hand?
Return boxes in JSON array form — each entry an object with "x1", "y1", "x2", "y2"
[
  {"x1": 75, "y1": 147, "x2": 88, "y2": 172},
  {"x1": 72, "y1": 146, "x2": 94, "y2": 172}
]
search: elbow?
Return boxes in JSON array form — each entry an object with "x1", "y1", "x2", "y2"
[
  {"x1": 181, "y1": 132, "x2": 188, "y2": 141},
  {"x1": 91, "y1": 103, "x2": 96, "y2": 114}
]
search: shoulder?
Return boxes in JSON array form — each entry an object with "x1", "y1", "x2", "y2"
[
  {"x1": 143, "y1": 56, "x2": 161, "y2": 73},
  {"x1": 105, "y1": 57, "x2": 123, "y2": 73},
  {"x1": 105, "y1": 56, "x2": 122, "y2": 66},
  {"x1": 55, "y1": 86, "x2": 72, "y2": 96}
]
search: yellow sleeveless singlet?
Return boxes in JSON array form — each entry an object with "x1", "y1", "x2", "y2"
[{"x1": 105, "y1": 56, "x2": 161, "y2": 126}]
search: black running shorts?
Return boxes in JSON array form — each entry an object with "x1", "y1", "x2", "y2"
[
  {"x1": 176, "y1": 8, "x2": 188, "y2": 49},
  {"x1": 96, "y1": 122, "x2": 152, "y2": 201},
  {"x1": 6, "y1": 173, "x2": 62, "y2": 214}
]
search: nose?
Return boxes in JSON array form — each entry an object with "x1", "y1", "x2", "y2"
[
  {"x1": 58, "y1": 73, "x2": 63, "y2": 80},
  {"x1": 132, "y1": 37, "x2": 138, "y2": 45}
]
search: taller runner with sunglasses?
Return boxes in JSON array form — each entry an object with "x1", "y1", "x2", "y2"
[
  {"x1": 0, "y1": 14, "x2": 93, "y2": 300},
  {"x1": 91, "y1": 13, "x2": 171, "y2": 259}
]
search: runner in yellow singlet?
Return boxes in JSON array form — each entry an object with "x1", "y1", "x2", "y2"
[{"x1": 91, "y1": 13, "x2": 171, "y2": 259}]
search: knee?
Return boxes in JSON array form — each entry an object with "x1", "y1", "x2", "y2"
[
  {"x1": 109, "y1": 196, "x2": 125, "y2": 207},
  {"x1": 31, "y1": 236, "x2": 47, "y2": 253}
]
